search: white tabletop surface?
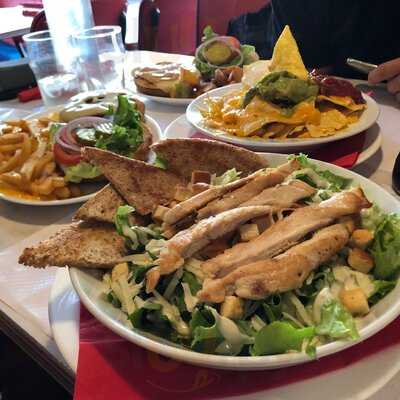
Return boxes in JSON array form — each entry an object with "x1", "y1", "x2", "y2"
[
  {"x1": 1, "y1": 51, "x2": 400, "y2": 397},
  {"x1": 0, "y1": 6, "x2": 33, "y2": 40}
]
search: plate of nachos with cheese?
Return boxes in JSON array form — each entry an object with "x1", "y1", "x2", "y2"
[{"x1": 186, "y1": 26, "x2": 379, "y2": 150}]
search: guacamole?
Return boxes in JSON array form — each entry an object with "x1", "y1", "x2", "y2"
[{"x1": 243, "y1": 71, "x2": 319, "y2": 108}]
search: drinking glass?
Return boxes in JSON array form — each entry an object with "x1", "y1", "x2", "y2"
[
  {"x1": 23, "y1": 30, "x2": 83, "y2": 106},
  {"x1": 73, "y1": 26, "x2": 125, "y2": 91}
]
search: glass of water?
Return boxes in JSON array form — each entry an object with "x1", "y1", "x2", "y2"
[
  {"x1": 73, "y1": 26, "x2": 125, "y2": 91},
  {"x1": 23, "y1": 30, "x2": 83, "y2": 106}
]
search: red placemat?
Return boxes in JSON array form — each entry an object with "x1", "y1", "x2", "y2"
[
  {"x1": 75, "y1": 305, "x2": 400, "y2": 400},
  {"x1": 190, "y1": 132, "x2": 367, "y2": 168}
]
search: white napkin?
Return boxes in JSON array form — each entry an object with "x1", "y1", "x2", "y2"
[{"x1": 0, "y1": 217, "x2": 70, "y2": 336}]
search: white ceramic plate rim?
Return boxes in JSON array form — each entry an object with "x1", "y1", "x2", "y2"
[
  {"x1": 50, "y1": 267, "x2": 400, "y2": 400},
  {"x1": 0, "y1": 109, "x2": 162, "y2": 206},
  {"x1": 186, "y1": 83, "x2": 380, "y2": 149},
  {"x1": 164, "y1": 114, "x2": 383, "y2": 166},
  {"x1": 133, "y1": 89, "x2": 192, "y2": 106},
  {"x1": 69, "y1": 153, "x2": 400, "y2": 370}
]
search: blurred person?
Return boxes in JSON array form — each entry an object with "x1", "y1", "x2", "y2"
[{"x1": 228, "y1": 0, "x2": 400, "y2": 93}]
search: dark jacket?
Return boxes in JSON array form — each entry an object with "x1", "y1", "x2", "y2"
[{"x1": 228, "y1": 1, "x2": 400, "y2": 78}]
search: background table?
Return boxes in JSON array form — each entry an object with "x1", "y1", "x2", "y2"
[
  {"x1": 0, "y1": 6, "x2": 33, "y2": 40},
  {"x1": 0, "y1": 51, "x2": 400, "y2": 398}
]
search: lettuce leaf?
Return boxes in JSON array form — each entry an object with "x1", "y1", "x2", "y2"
[
  {"x1": 240, "y1": 44, "x2": 258, "y2": 65},
  {"x1": 252, "y1": 321, "x2": 315, "y2": 356},
  {"x1": 114, "y1": 205, "x2": 135, "y2": 235},
  {"x1": 368, "y1": 280, "x2": 397, "y2": 305},
  {"x1": 95, "y1": 95, "x2": 143, "y2": 156},
  {"x1": 316, "y1": 300, "x2": 359, "y2": 340},
  {"x1": 129, "y1": 303, "x2": 173, "y2": 337},
  {"x1": 202, "y1": 25, "x2": 217, "y2": 42},
  {"x1": 190, "y1": 308, "x2": 224, "y2": 353},
  {"x1": 153, "y1": 154, "x2": 168, "y2": 170},
  {"x1": 64, "y1": 162, "x2": 101, "y2": 183},
  {"x1": 371, "y1": 214, "x2": 400, "y2": 280}
]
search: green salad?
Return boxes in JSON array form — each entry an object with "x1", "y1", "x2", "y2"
[{"x1": 103, "y1": 155, "x2": 400, "y2": 357}]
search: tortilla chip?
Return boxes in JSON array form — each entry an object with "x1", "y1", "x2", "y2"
[
  {"x1": 317, "y1": 95, "x2": 366, "y2": 112},
  {"x1": 306, "y1": 109, "x2": 348, "y2": 137},
  {"x1": 270, "y1": 25, "x2": 308, "y2": 79},
  {"x1": 83, "y1": 147, "x2": 185, "y2": 215},
  {"x1": 151, "y1": 138, "x2": 268, "y2": 179}
]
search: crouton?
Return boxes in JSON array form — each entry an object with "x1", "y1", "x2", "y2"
[
  {"x1": 340, "y1": 288, "x2": 370, "y2": 316},
  {"x1": 348, "y1": 248, "x2": 374, "y2": 274}
]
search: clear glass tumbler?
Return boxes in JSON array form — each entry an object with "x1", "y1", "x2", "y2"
[
  {"x1": 73, "y1": 26, "x2": 125, "y2": 91},
  {"x1": 23, "y1": 30, "x2": 83, "y2": 106}
]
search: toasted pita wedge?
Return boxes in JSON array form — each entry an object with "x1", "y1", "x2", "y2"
[
  {"x1": 75, "y1": 184, "x2": 124, "y2": 223},
  {"x1": 83, "y1": 147, "x2": 185, "y2": 215},
  {"x1": 151, "y1": 138, "x2": 268, "y2": 180},
  {"x1": 74, "y1": 184, "x2": 149, "y2": 224},
  {"x1": 19, "y1": 221, "x2": 127, "y2": 269}
]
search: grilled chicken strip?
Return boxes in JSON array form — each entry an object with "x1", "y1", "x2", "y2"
[
  {"x1": 162, "y1": 170, "x2": 261, "y2": 227},
  {"x1": 240, "y1": 179, "x2": 315, "y2": 208},
  {"x1": 197, "y1": 159, "x2": 300, "y2": 219},
  {"x1": 202, "y1": 188, "x2": 370, "y2": 279},
  {"x1": 198, "y1": 223, "x2": 351, "y2": 302},
  {"x1": 145, "y1": 205, "x2": 272, "y2": 292},
  {"x1": 162, "y1": 159, "x2": 300, "y2": 228}
]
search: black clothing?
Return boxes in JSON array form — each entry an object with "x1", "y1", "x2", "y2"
[{"x1": 228, "y1": 1, "x2": 400, "y2": 78}]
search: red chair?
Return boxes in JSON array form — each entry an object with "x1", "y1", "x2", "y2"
[{"x1": 138, "y1": 0, "x2": 268, "y2": 55}]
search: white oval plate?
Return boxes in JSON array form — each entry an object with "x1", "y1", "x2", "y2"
[
  {"x1": 50, "y1": 268, "x2": 400, "y2": 399},
  {"x1": 186, "y1": 83, "x2": 380, "y2": 151},
  {"x1": 0, "y1": 109, "x2": 162, "y2": 206},
  {"x1": 165, "y1": 114, "x2": 383, "y2": 165},
  {"x1": 69, "y1": 153, "x2": 400, "y2": 370}
]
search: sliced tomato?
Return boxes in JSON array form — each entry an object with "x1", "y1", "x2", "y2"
[
  {"x1": 53, "y1": 143, "x2": 82, "y2": 166},
  {"x1": 219, "y1": 36, "x2": 241, "y2": 50}
]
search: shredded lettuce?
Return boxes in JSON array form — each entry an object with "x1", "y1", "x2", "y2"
[
  {"x1": 371, "y1": 214, "x2": 400, "y2": 280},
  {"x1": 64, "y1": 162, "x2": 102, "y2": 183},
  {"x1": 361, "y1": 204, "x2": 386, "y2": 232},
  {"x1": 288, "y1": 154, "x2": 352, "y2": 198},
  {"x1": 316, "y1": 300, "x2": 359, "y2": 340},
  {"x1": 252, "y1": 321, "x2": 315, "y2": 356},
  {"x1": 114, "y1": 205, "x2": 163, "y2": 251},
  {"x1": 211, "y1": 168, "x2": 241, "y2": 186}
]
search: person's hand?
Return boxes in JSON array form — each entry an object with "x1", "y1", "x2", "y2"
[{"x1": 368, "y1": 58, "x2": 400, "y2": 94}]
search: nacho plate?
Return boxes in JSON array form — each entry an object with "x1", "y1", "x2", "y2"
[{"x1": 186, "y1": 83, "x2": 379, "y2": 151}]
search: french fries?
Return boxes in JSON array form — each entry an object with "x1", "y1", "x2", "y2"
[{"x1": 0, "y1": 118, "x2": 80, "y2": 200}]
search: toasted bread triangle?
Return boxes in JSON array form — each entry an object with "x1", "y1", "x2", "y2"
[
  {"x1": 151, "y1": 138, "x2": 269, "y2": 180},
  {"x1": 19, "y1": 221, "x2": 127, "y2": 269},
  {"x1": 83, "y1": 147, "x2": 185, "y2": 215}
]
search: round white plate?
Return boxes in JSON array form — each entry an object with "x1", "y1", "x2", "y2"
[
  {"x1": 50, "y1": 267, "x2": 400, "y2": 400},
  {"x1": 165, "y1": 114, "x2": 382, "y2": 166},
  {"x1": 0, "y1": 109, "x2": 162, "y2": 206},
  {"x1": 68, "y1": 153, "x2": 400, "y2": 370},
  {"x1": 135, "y1": 92, "x2": 193, "y2": 107},
  {"x1": 186, "y1": 83, "x2": 380, "y2": 151}
]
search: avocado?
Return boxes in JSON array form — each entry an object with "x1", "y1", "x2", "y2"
[
  {"x1": 203, "y1": 41, "x2": 233, "y2": 66},
  {"x1": 243, "y1": 71, "x2": 319, "y2": 108}
]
